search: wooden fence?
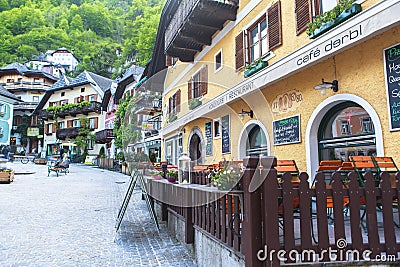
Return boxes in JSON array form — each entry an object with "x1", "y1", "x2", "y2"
[{"x1": 146, "y1": 156, "x2": 400, "y2": 266}]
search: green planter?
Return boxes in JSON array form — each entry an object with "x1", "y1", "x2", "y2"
[
  {"x1": 189, "y1": 98, "x2": 202, "y2": 110},
  {"x1": 308, "y1": 3, "x2": 362, "y2": 39},
  {"x1": 169, "y1": 114, "x2": 177, "y2": 123},
  {"x1": 244, "y1": 61, "x2": 268, "y2": 78}
]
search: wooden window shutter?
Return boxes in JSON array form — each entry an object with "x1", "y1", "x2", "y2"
[
  {"x1": 168, "y1": 97, "x2": 172, "y2": 115},
  {"x1": 56, "y1": 101, "x2": 61, "y2": 106},
  {"x1": 45, "y1": 124, "x2": 49, "y2": 134},
  {"x1": 74, "y1": 97, "x2": 78, "y2": 104},
  {"x1": 176, "y1": 89, "x2": 181, "y2": 113},
  {"x1": 166, "y1": 55, "x2": 173, "y2": 67},
  {"x1": 67, "y1": 120, "x2": 73, "y2": 128},
  {"x1": 295, "y1": 0, "x2": 312, "y2": 35},
  {"x1": 85, "y1": 95, "x2": 89, "y2": 101},
  {"x1": 200, "y1": 65, "x2": 208, "y2": 96},
  {"x1": 94, "y1": 117, "x2": 98, "y2": 129},
  {"x1": 235, "y1": 31, "x2": 245, "y2": 71},
  {"x1": 188, "y1": 79, "x2": 193, "y2": 100},
  {"x1": 94, "y1": 95, "x2": 98, "y2": 101},
  {"x1": 267, "y1": 1, "x2": 282, "y2": 50},
  {"x1": 52, "y1": 123, "x2": 56, "y2": 133}
]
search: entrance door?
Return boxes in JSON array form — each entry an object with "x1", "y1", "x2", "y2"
[
  {"x1": 189, "y1": 133, "x2": 202, "y2": 165},
  {"x1": 318, "y1": 102, "x2": 376, "y2": 161}
]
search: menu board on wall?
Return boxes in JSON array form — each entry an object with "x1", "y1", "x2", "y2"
[
  {"x1": 273, "y1": 115, "x2": 301, "y2": 146},
  {"x1": 205, "y1": 121, "x2": 212, "y2": 156},
  {"x1": 384, "y1": 43, "x2": 400, "y2": 131},
  {"x1": 221, "y1": 115, "x2": 230, "y2": 154}
]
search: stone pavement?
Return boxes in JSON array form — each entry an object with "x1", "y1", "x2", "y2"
[{"x1": 0, "y1": 162, "x2": 196, "y2": 267}]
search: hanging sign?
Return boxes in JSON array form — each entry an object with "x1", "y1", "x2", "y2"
[
  {"x1": 205, "y1": 121, "x2": 212, "y2": 156},
  {"x1": 384, "y1": 43, "x2": 400, "y2": 131},
  {"x1": 27, "y1": 127, "x2": 39, "y2": 137},
  {"x1": 221, "y1": 115, "x2": 230, "y2": 154},
  {"x1": 273, "y1": 115, "x2": 301, "y2": 146}
]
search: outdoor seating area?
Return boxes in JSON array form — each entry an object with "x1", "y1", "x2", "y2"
[{"x1": 144, "y1": 155, "x2": 400, "y2": 265}]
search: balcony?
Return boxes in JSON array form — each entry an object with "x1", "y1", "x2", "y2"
[
  {"x1": 56, "y1": 127, "x2": 80, "y2": 140},
  {"x1": 39, "y1": 101, "x2": 102, "y2": 120},
  {"x1": 135, "y1": 98, "x2": 162, "y2": 116},
  {"x1": 95, "y1": 129, "x2": 115, "y2": 144},
  {"x1": 1, "y1": 81, "x2": 53, "y2": 92},
  {"x1": 165, "y1": 0, "x2": 239, "y2": 62}
]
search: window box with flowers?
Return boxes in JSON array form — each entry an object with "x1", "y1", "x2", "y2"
[
  {"x1": 188, "y1": 97, "x2": 202, "y2": 110},
  {"x1": 168, "y1": 114, "x2": 177, "y2": 123},
  {"x1": 244, "y1": 58, "x2": 268, "y2": 78},
  {"x1": 307, "y1": 0, "x2": 362, "y2": 39}
]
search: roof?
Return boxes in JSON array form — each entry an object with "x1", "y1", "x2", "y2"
[
  {"x1": 114, "y1": 65, "x2": 144, "y2": 103},
  {"x1": 33, "y1": 71, "x2": 114, "y2": 113},
  {"x1": 0, "y1": 84, "x2": 22, "y2": 102},
  {"x1": 0, "y1": 62, "x2": 58, "y2": 81},
  {"x1": 30, "y1": 53, "x2": 49, "y2": 63}
]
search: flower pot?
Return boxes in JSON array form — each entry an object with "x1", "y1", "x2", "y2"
[
  {"x1": 169, "y1": 115, "x2": 177, "y2": 123},
  {"x1": 244, "y1": 61, "x2": 268, "y2": 78},
  {"x1": 167, "y1": 177, "x2": 176, "y2": 183},
  {"x1": 154, "y1": 175, "x2": 162, "y2": 180},
  {"x1": 189, "y1": 99, "x2": 202, "y2": 110},
  {"x1": 0, "y1": 170, "x2": 14, "y2": 184}
]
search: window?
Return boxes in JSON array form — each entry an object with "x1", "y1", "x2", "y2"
[
  {"x1": 61, "y1": 92, "x2": 65, "y2": 97},
  {"x1": 320, "y1": 0, "x2": 338, "y2": 14},
  {"x1": 88, "y1": 139, "x2": 94, "y2": 150},
  {"x1": 88, "y1": 95, "x2": 96, "y2": 102},
  {"x1": 215, "y1": 50, "x2": 223, "y2": 72},
  {"x1": 248, "y1": 17, "x2": 268, "y2": 63},
  {"x1": 214, "y1": 119, "x2": 221, "y2": 138},
  {"x1": 168, "y1": 90, "x2": 181, "y2": 116},
  {"x1": 49, "y1": 123, "x2": 53, "y2": 133},
  {"x1": 17, "y1": 78, "x2": 22, "y2": 82},
  {"x1": 6, "y1": 79, "x2": 14, "y2": 83},
  {"x1": 361, "y1": 117, "x2": 374, "y2": 133},
  {"x1": 73, "y1": 120, "x2": 81, "y2": 127},
  {"x1": 33, "y1": 78, "x2": 40, "y2": 83},
  {"x1": 188, "y1": 65, "x2": 208, "y2": 100},
  {"x1": 58, "y1": 121, "x2": 65, "y2": 129},
  {"x1": 89, "y1": 117, "x2": 98, "y2": 129},
  {"x1": 340, "y1": 120, "x2": 351, "y2": 135},
  {"x1": 81, "y1": 88, "x2": 85, "y2": 93},
  {"x1": 246, "y1": 125, "x2": 268, "y2": 156},
  {"x1": 60, "y1": 100, "x2": 68, "y2": 106},
  {"x1": 31, "y1": 116, "x2": 40, "y2": 126},
  {"x1": 0, "y1": 104, "x2": 5, "y2": 113},
  {"x1": 32, "y1": 96, "x2": 39, "y2": 102},
  {"x1": 235, "y1": 1, "x2": 281, "y2": 70}
]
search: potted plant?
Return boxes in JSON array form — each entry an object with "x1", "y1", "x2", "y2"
[
  {"x1": 0, "y1": 167, "x2": 14, "y2": 183},
  {"x1": 244, "y1": 58, "x2": 268, "y2": 78},
  {"x1": 150, "y1": 170, "x2": 163, "y2": 180},
  {"x1": 211, "y1": 166, "x2": 241, "y2": 190},
  {"x1": 166, "y1": 170, "x2": 178, "y2": 183}
]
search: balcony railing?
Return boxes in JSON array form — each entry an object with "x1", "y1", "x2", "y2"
[
  {"x1": 39, "y1": 101, "x2": 102, "y2": 120},
  {"x1": 1, "y1": 81, "x2": 53, "y2": 91},
  {"x1": 56, "y1": 127, "x2": 80, "y2": 140},
  {"x1": 165, "y1": 0, "x2": 239, "y2": 62},
  {"x1": 95, "y1": 129, "x2": 115, "y2": 144}
]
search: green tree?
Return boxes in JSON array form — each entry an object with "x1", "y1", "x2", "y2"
[{"x1": 72, "y1": 117, "x2": 95, "y2": 162}]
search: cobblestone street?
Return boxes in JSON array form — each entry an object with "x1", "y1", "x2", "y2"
[{"x1": 0, "y1": 163, "x2": 196, "y2": 267}]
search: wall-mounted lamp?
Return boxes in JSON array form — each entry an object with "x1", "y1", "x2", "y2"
[
  {"x1": 239, "y1": 109, "x2": 253, "y2": 120},
  {"x1": 314, "y1": 79, "x2": 339, "y2": 95}
]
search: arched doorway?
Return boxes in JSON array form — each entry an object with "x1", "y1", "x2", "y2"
[
  {"x1": 238, "y1": 120, "x2": 270, "y2": 159},
  {"x1": 318, "y1": 102, "x2": 376, "y2": 162},
  {"x1": 188, "y1": 127, "x2": 204, "y2": 165},
  {"x1": 306, "y1": 94, "x2": 384, "y2": 175}
]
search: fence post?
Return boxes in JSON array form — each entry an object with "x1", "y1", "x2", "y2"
[{"x1": 242, "y1": 156, "x2": 262, "y2": 267}]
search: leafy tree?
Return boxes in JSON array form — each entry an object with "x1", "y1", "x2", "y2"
[{"x1": 72, "y1": 117, "x2": 95, "y2": 161}]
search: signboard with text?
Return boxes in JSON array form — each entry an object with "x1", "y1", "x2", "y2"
[
  {"x1": 205, "y1": 121, "x2": 212, "y2": 156},
  {"x1": 384, "y1": 43, "x2": 400, "y2": 131},
  {"x1": 27, "y1": 127, "x2": 39, "y2": 137},
  {"x1": 221, "y1": 115, "x2": 230, "y2": 154},
  {"x1": 273, "y1": 115, "x2": 301, "y2": 146}
]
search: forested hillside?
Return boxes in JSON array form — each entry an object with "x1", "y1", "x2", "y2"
[{"x1": 0, "y1": 0, "x2": 164, "y2": 78}]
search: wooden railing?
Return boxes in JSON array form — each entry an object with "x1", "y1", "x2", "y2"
[{"x1": 145, "y1": 156, "x2": 400, "y2": 266}]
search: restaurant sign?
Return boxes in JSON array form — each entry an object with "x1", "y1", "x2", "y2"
[
  {"x1": 27, "y1": 127, "x2": 39, "y2": 137},
  {"x1": 273, "y1": 115, "x2": 301, "y2": 146}
]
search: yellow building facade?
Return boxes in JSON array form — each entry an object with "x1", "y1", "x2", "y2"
[{"x1": 160, "y1": 0, "x2": 400, "y2": 175}]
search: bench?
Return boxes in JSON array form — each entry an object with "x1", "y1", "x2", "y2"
[
  {"x1": 48, "y1": 161, "x2": 70, "y2": 177},
  {"x1": 276, "y1": 160, "x2": 299, "y2": 178}
]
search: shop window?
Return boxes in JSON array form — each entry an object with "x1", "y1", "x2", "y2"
[
  {"x1": 235, "y1": 1, "x2": 281, "y2": 70},
  {"x1": 215, "y1": 50, "x2": 223, "y2": 72},
  {"x1": 318, "y1": 103, "x2": 376, "y2": 162},
  {"x1": 188, "y1": 65, "x2": 208, "y2": 100},
  {"x1": 10, "y1": 137, "x2": 16, "y2": 146}
]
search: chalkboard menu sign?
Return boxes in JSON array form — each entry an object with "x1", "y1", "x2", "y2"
[
  {"x1": 273, "y1": 115, "x2": 301, "y2": 146},
  {"x1": 221, "y1": 115, "x2": 230, "y2": 154},
  {"x1": 205, "y1": 121, "x2": 212, "y2": 156},
  {"x1": 384, "y1": 43, "x2": 400, "y2": 131}
]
